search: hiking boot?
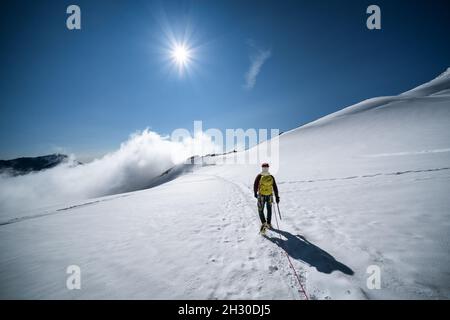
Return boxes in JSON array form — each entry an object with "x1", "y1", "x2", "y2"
[{"x1": 259, "y1": 223, "x2": 266, "y2": 233}]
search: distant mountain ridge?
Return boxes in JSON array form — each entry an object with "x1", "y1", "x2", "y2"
[{"x1": 0, "y1": 154, "x2": 70, "y2": 175}]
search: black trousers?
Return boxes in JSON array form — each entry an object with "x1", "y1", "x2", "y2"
[{"x1": 257, "y1": 195, "x2": 272, "y2": 224}]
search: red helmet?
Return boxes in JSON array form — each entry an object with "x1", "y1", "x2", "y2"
[{"x1": 261, "y1": 163, "x2": 269, "y2": 168}]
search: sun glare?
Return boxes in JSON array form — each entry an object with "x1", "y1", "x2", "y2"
[{"x1": 171, "y1": 44, "x2": 191, "y2": 68}]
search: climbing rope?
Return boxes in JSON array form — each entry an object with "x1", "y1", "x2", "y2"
[{"x1": 272, "y1": 203, "x2": 309, "y2": 300}]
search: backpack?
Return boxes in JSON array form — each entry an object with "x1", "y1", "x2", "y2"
[{"x1": 259, "y1": 174, "x2": 274, "y2": 196}]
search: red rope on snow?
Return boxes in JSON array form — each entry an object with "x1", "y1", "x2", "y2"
[{"x1": 272, "y1": 203, "x2": 309, "y2": 300}]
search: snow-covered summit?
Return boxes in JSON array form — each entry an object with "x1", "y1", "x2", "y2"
[
  {"x1": 296, "y1": 68, "x2": 450, "y2": 131},
  {"x1": 401, "y1": 67, "x2": 450, "y2": 97}
]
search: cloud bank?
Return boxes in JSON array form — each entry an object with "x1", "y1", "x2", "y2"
[
  {"x1": 244, "y1": 44, "x2": 271, "y2": 90},
  {"x1": 0, "y1": 129, "x2": 219, "y2": 217}
]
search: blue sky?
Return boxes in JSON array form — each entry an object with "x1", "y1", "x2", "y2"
[{"x1": 1, "y1": 0, "x2": 449, "y2": 160}]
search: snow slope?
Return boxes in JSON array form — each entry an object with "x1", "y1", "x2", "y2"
[{"x1": 1, "y1": 70, "x2": 449, "y2": 299}]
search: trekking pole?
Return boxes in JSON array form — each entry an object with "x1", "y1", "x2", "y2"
[{"x1": 276, "y1": 202, "x2": 282, "y2": 220}]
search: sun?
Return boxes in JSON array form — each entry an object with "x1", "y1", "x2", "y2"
[
  {"x1": 161, "y1": 32, "x2": 198, "y2": 77},
  {"x1": 171, "y1": 43, "x2": 191, "y2": 68}
]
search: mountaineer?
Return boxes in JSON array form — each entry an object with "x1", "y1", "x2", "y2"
[{"x1": 253, "y1": 163, "x2": 280, "y2": 234}]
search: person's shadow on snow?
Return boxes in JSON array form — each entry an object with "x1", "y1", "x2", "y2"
[{"x1": 264, "y1": 228, "x2": 354, "y2": 275}]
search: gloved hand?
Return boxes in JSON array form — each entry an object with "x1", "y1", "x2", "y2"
[
  {"x1": 254, "y1": 193, "x2": 258, "y2": 199},
  {"x1": 276, "y1": 196, "x2": 280, "y2": 203}
]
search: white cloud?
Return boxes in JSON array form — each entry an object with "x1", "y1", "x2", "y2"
[
  {"x1": 0, "y1": 129, "x2": 220, "y2": 215},
  {"x1": 244, "y1": 43, "x2": 271, "y2": 90}
]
